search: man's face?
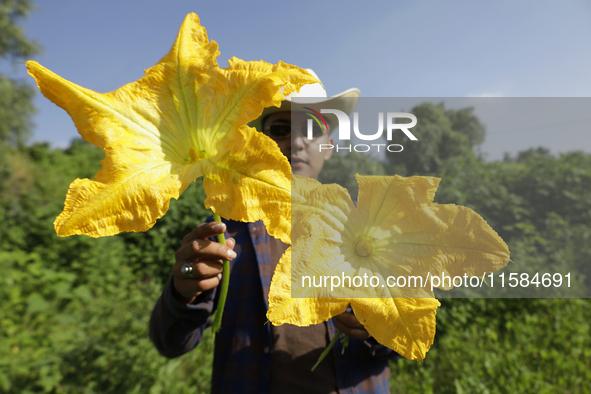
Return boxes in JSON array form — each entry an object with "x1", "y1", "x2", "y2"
[{"x1": 262, "y1": 111, "x2": 333, "y2": 179}]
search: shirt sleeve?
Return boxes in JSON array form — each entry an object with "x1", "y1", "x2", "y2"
[{"x1": 149, "y1": 275, "x2": 216, "y2": 358}]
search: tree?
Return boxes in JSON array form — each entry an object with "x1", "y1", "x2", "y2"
[
  {"x1": 0, "y1": 0, "x2": 39, "y2": 147},
  {"x1": 319, "y1": 151, "x2": 386, "y2": 200},
  {"x1": 385, "y1": 102, "x2": 485, "y2": 176}
]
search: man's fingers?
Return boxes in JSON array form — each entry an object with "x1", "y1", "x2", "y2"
[
  {"x1": 175, "y1": 237, "x2": 237, "y2": 262},
  {"x1": 175, "y1": 273, "x2": 222, "y2": 300},
  {"x1": 174, "y1": 259, "x2": 223, "y2": 279},
  {"x1": 182, "y1": 222, "x2": 227, "y2": 245},
  {"x1": 334, "y1": 312, "x2": 363, "y2": 328},
  {"x1": 333, "y1": 318, "x2": 371, "y2": 340},
  {"x1": 333, "y1": 312, "x2": 371, "y2": 340},
  {"x1": 196, "y1": 273, "x2": 222, "y2": 291}
]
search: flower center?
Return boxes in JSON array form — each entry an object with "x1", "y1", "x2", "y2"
[
  {"x1": 354, "y1": 237, "x2": 374, "y2": 258},
  {"x1": 189, "y1": 147, "x2": 208, "y2": 163}
]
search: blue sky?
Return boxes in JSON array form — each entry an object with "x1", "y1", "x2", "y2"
[{"x1": 5, "y1": 0, "x2": 591, "y2": 160}]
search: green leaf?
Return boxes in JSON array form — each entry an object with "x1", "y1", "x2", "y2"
[{"x1": 26, "y1": 293, "x2": 50, "y2": 314}]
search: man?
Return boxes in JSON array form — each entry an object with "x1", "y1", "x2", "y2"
[{"x1": 150, "y1": 70, "x2": 397, "y2": 393}]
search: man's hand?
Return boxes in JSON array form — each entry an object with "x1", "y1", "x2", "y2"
[
  {"x1": 172, "y1": 222, "x2": 237, "y2": 304},
  {"x1": 333, "y1": 310, "x2": 371, "y2": 340}
]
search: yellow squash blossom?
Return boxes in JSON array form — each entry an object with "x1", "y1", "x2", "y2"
[
  {"x1": 26, "y1": 13, "x2": 318, "y2": 243},
  {"x1": 268, "y1": 174, "x2": 510, "y2": 360}
]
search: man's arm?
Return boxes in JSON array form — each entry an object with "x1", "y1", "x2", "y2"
[
  {"x1": 149, "y1": 277, "x2": 216, "y2": 358},
  {"x1": 149, "y1": 222, "x2": 236, "y2": 358}
]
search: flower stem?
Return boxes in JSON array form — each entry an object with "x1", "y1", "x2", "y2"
[
  {"x1": 311, "y1": 329, "x2": 342, "y2": 372},
  {"x1": 211, "y1": 213, "x2": 229, "y2": 334}
]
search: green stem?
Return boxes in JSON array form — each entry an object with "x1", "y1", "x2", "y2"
[
  {"x1": 211, "y1": 213, "x2": 229, "y2": 334},
  {"x1": 311, "y1": 329, "x2": 342, "y2": 372}
]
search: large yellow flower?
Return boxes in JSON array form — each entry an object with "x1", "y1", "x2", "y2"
[
  {"x1": 268, "y1": 174, "x2": 510, "y2": 360},
  {"x1": 26, "y1": 13, "x2": 318, "y2": 243}
]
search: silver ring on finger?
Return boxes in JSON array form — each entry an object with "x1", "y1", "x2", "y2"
[{"x1": 180, "y1": 262, "x2": 194, "y2": 279}]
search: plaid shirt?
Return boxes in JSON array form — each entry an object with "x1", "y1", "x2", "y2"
[{"x1": 150, "y1": 219, "x2": 398, "y2": 393}]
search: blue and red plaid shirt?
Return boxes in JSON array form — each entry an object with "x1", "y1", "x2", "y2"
[{"x1": 150, "y1": 219, "x2": 398, "y2": 393}]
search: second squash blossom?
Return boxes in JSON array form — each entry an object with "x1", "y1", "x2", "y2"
[
  {"x1": 26, "y1": 13, "x2": 319, "y2": 243},
  {"x1": 268, "y1": 174, "x2": 510, "y2": 360}
]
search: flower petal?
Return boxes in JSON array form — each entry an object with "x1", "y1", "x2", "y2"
[
  {"x1": 352, "y1": 296, "x2": 440, "y2": 360},
  {"x1": 26, "y1": 13, "x2": 220, "y2": 159},
  {"x1": 202, "y1": 125, "x2": 292, "y2": 243},
  {"x1": 218, "y1": 57, "x2": 322, "y2": 131},
  {"x1": 267, "y1": 247, "x2": 349, "y2": 326},
  {"x1": 355, "y1": 174, "x2": 441, "y2": 230},
  {"x1": 53, "y1": 144, "x2": 201, "y2": 237},
  {"x1": 356, "y1": 175, "x2": 510, "y2": 289},
  {"x1": 291, "y1": 175, "x2": 357, "y2": 243},
  {"x1": 407, "y1": 203, "x2": 510, "y2": 282}
]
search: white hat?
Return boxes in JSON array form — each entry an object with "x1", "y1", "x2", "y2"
[{"x1": 249, "y1": 69, "x2": 360, "y2": 132}]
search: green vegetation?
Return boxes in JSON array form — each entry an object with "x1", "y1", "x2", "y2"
[{"x1": 0, "y1": 142, "x2": 214, "y2": 393}]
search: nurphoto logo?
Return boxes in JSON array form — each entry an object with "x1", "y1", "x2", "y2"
[{"x1": 307, "y1": 109, "x2": 418, "y2": 153}]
